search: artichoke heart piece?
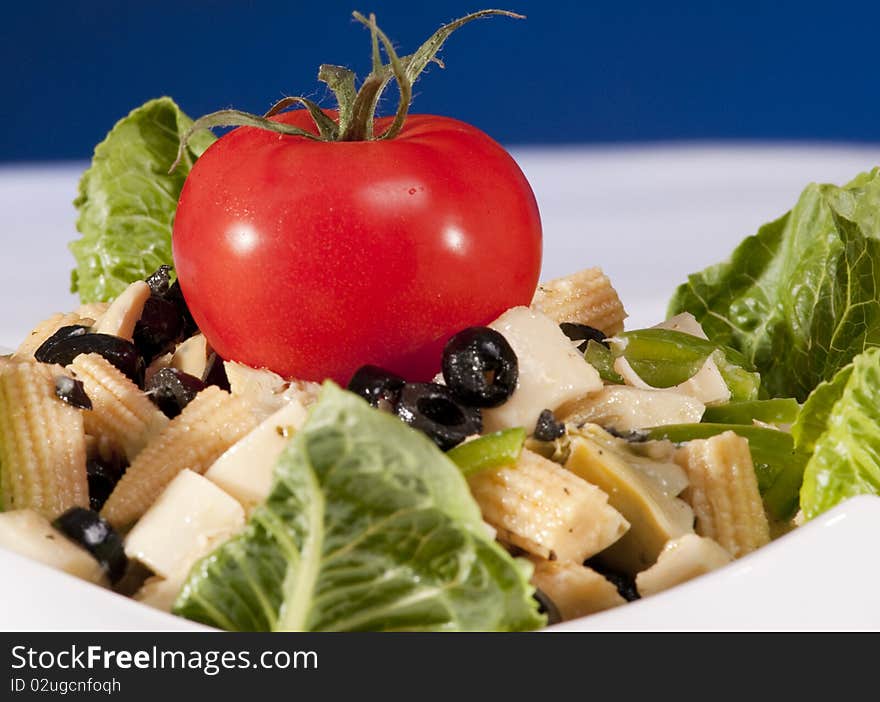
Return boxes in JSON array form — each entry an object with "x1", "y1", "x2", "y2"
[
  {"x1": 468, "y1": 448, "x2": 629, "y2": 563},
  {"x1": 564, "y1": 425, "x2": 694, "y2": 576},
  {"x1": 558, "y1": 385, "x2": 705, "y2": 432}
]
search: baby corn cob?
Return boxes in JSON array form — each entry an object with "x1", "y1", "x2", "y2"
[
  {"x1": 0, "y1": 361, "x2": 88, "y2": 517},
  {"x1": 530, "y1": 559, "x2": 625, "y2": 621},
  {"x1": 468, "y1": 448, "x2": 629, "y2": 563},
  {"x1": 531, "y1": 267, "x2": 627, "y2": 336},
  {"x1": 76, "y1": 302, "x2": 110, "y2": 320},
  {"x1": 68, "y1": 353, "x2": 168, "y2": 462},
  {"x1": 14, "y1": 312, "x2": 89, "y2": 358},
  {"x1": 674, "y1": 431, "x2": 770, "y2": 558},
  {"x1": 101, "y1": 386, "x2": 257, "y2": 528}
]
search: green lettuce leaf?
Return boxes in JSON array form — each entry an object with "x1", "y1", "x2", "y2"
[
  {"x1": 70, "y1": 97, "x2": 215, "y2": 302},
  {"x1": 669, "y1": 168, "x2": 880, "y2": 401},
  {"x1": 174, "y1": 383, "x2": 543, "y2": 632},
  {"x1": 797, "y1": 347, "x2": 880, "y2": 519}
]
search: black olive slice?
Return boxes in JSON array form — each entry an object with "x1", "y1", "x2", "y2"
[
  {"x1": 145, "y1": 264, "x2": 173, "y2": 296},
  {"x1": 559, "y1": 322, "x2": 609, "y2": 352},
  {"x1": 87, "y1": 456, "x2": 127, "y2": 512},
  {"x1": 133, "y1": 295, "x2": 185, "y2": 363},
  {"x1": 145, "y1": 367, "x2": 207, "y2": 418},
  {"x1": 395, "y1": 382, "x2": 481, "y2": 451},
  {"x1": 35, "y1": 332, "x2": 144, "y2": 387},
  {"x1": 442, "y1": 327, "x2": 518, "y2": 408},
  {"x1": 52, "y1": 507, "x2": 128, "y2": 583},
  {"x1": 202, "y1": 353, "x2": 230, "y2": 391},
  {"x1": 533, "y1": 409, "x2": 565, "y2": 441},
  {"x1": 54, "y1": 376, "x2": 92, "y2": 410},
  {"x1": 348, "y1": 365, "x2": 406, "y2": 409},
  {"x1": 533, "y1": 588, "x2": 562, "y2": 625}
]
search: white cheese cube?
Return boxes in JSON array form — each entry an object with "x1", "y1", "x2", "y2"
[
  {"x1": 124, "y1": 469, "x2": 245, "y2": 579},
  {"x1": 0, "y1": 510, "x2": 108, "y2": 586},
  {"x1": 204, "y1": 400, "x2": 307, "y2": 511},
  {"x1": 484, "y1": 306, "x2": 602, "y2": 432},
  {"x1": 171, "y1": 334, "x2": 210, "y2": 378}
]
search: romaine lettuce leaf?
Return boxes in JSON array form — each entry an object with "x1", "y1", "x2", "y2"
[
  {"x1": 669, "y1": 168, "x2": 880, "y2": 401},
  {"x1": 70, "y1": 97, "x2": 215, "y2": 302},
  {"x1": 174, "y1": 383, "x2": 544, "y2": 632},
  {"x1": 797, "y1": 347, "x2": 880, "y2": 519}
]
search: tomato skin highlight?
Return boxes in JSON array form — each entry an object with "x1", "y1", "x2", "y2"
[{"x1": 172, "y1": 110, "x2": 542, "y2": 383}]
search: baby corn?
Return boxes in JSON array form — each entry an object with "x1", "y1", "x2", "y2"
[
  {"x1": 468, "y1": 448, "x2": 629, "y2": 563},
  {"x1": 674, "y1": 431, "x2": 770, "y2": 558},
  {"x1": 68, "y1": 353, "x2": 168, "y2": 462},
  {"x1": 101, "y1": 386, "x2": 257, "y2": 528},
  {"x1": 531, "y1": 267, "x2": 627, "y2": 336},
  {"x1": 0, "y1": 361, "x2": 88, "y2": 517}
]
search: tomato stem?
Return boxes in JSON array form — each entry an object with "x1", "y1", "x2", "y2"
[{"x1": 169, "y1": 8, "x2": 523, "y2": 170}]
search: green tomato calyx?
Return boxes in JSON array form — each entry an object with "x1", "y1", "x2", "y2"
[{"x1": 170, "y1": 9, "x2": 523, "y2": 172}]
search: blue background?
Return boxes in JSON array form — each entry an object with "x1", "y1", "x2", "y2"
[{"x1": 3, "y1": 0, "x2": 878, "y2": 161}]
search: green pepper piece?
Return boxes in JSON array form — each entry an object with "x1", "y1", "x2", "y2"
[
  {"x1": 583, "y1": 340, "x2": 623, "y2": 383},
  {"x1": 702, "y1": 398, "x2": 800, "y2": 425},
  {"x1": 447, "y1": 428, "x2": 527, "y2": 477},
  {"x1": 609, "y1": 329, "x2": 761, "y2": 401}
]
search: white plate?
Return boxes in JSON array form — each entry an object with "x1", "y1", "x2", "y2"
[{"x1": 2, "y1": 144, "x2": 880, "y2": 631}]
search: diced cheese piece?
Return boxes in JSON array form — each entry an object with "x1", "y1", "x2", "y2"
[
  {"x1": 614, "y1": 356, "x2": 730, "y2": 406},
  {"x1": 134, "y1": 574, "x2": 186, "y2": 612},
  {"x1": 468, "y1": 448, "x2": 629, "y2": 562},
  {"x1": 652, "y1": 312, "x2": 709, "y2": 339},
  {"x1": 205, "y1": 400, "x2": 308, "y2": 511},
  {"x1": 531, "y1": 560, "x2": 625, "y2": 621},
  {"x1": 91, "y1": 281, "x2": 151, "y2": 341},
  {"x1": 124, "y1": 469, "x2": 245, "y2": 579},
  {"x1": 484, "y1": 307, "x2": 602, "y2": 432},
  {"x1": 566, "y1": 429, "x2": 694, "y2": 575},
  {"x1": 558, "y1": 385, "x2": 704, "y2": 432},
  {"x1": 0, "y1": 510, "x2": 108, "y2": 586},
  {"x1": 171, "y1": 334, "x2": 210, "y2": 378},
  {"x1": 635, "y1": 534, "x2": 732, "y2": 597}
]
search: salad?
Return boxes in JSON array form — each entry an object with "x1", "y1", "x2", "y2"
[{"x1": 2, "y1": 10, "x2": 880, "y2": 632}]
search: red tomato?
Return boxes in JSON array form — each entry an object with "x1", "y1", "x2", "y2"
[{"x1": 172, "y1": 109, "x2": 542, "y2": 384}]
